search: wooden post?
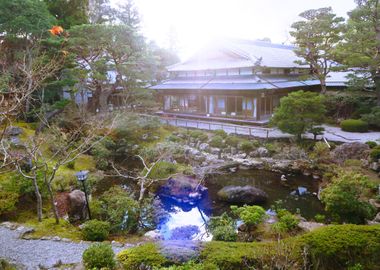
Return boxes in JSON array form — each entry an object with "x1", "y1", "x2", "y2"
[
  {"x1": 249, "y1": 128, "x2": 252, "y2": 137},
  {"x1": 266, "y1": 129, "x2": 269, "y2": 139},
  {"x1": 197, "y1": 121, "x2": 199, "y2": 129},
  {"x1": 235, "y1": 126, "x2": 237, "y2": 134},
  {"x1": 209, "y1": 123, "x2": 211, "y2": 130}
]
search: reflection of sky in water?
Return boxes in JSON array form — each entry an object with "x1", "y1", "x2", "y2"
[{"x1": 157, "y1": 205, "x2": 212, "y2": 241}]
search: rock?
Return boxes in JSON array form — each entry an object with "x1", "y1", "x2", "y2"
[
  {"x1": 217, "y1": 185, "x2": 268, "y2": 204},
  {"x1": 230, "y1": 147, "x2": 238, "y2": 155},
  {"x1": 228, "y1": 167, "x2": 238, "y2": 173},
  {"x1": 210, "y1": 147, "x2": 221, "y2": 155},
  {"x1": 199, "y1": 143, "x2": 209, "y2": 151},
  {"x1": 159, "y1": 240, "x2": 201, "y2": 263},
  {"x1": 68, "y1": 190, "x2": 88, "y2": 222},
  {"x1": 144, "y1": 230, "x2": 163, "y2": 240},
  {"x1": 111, "y1": 240, "x2": 124, "y2": 247},
  {"x1": 1, "y1": 222, "x2": 18, "y2": 230},
  {"x1": 159, "y1": 174, "x2": 207, "y2": 205},
  {"x1": 234, "y1": 153, "x2": 247, "y2": 159},
  {"x1": 370, "y1": 162, "x2": 380, "y2": 172},
  {"x1": 5, "y1": 126, "x2": 23, "y2": 136},
  {"x1": 52, "y1": 236, "x2": 61, "y2": 241},
  {"x1": 298, "y1": 221, "x2": 325, "y2": 232},
  {"x1": 188, "y1": 148, "x2": 201, "y2": 156},
  {"x1": 373, "y1": 212, "x2": 380, "y2": 223},
  {"x1": 332, "y1": 142, "x2": 370, "y2": 164},
  {"x1": 369, "y1": 199, "x2": 380, "y2": 211},
  {"x1": 142, "y1": 134, "x2": 149, "y2": 140},
  {"x1": 250, "y1": 147, "x2": 269, "y2": 158}
]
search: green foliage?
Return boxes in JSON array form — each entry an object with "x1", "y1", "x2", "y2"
[
  {"x1": 314, "y1": 214, "x2": 326, "y2": 223},
  {"x1": 290, "y1": 8, "x2": 345, "y2": 93},
  {"x1": 0, "y1": 259, "x2": 16, "y2": 270},
  {"x1": 300, "y1": 225, "x2": 380, "y2": 270},
  {"x1": 225, "y1": 135, "x2": 241, "y2": 148},
  {"x1": 362, "y1": 106, "x2": 380, "y2": 129},
  {"x1": 208, "y1": 212, "x2": 237, "y2": 242},
  {"x1": 92, "y1": 186, "x2": 139, "y2": 233},
  {"x1": 154, "y1": 261, "x2": 206, "y2": 270},
  {"x1": 189, "y1": 130, "x2": 208, "y2": 142},
  {"x1": 82, "y1": 220, "x2": 110, "y2": 241},
  {"x1": 271, "y1": 91, "x2": 326, "y2": 139},
  {"x1": 0, "y1": 0, "x2": 55, "y2": 38},
  {"x1": 166, "y1": 134, "x2": 183, "y2": 143},
  {"x1": 309, "y1": 141, "x2": 330, "y2": 162},
  {"x1": 365, "y1": 141, "x2": 378, "y2": 149},
  {"x1": 231, "y1": 205, "x2": 266, "y2": 227},
  {"x1": 117, "y1": 243, "x2": 167, "y2": 270},
  {"x1": 272, "y1": 209, "x2": 300, "y2": 234},
  {"x1": 239, "y1": 140, "x2": 255, "y2": 154},
  {"x1": 26, "y1": 218, "x2": 82, "y2": 240},
  {"x1": 44, "y1": 0, "x2": 89, "y2": 29},
  {"x1": 341, "y1": 119, "x2": 369, "y2": 133},
  {"x1": 320, "y1": 172, "x2": 376, "y2": 224},
  {"x1": 370, "y1": 146, "x2": 380, "y2": 161},
  {"x1": 214, "y1": 129, "x2": 228, "y2": 139},
  {"x1": 0, "y1": 174, "x2": 21, "y2": 215},
  {"x1": 209, "y1": 135, "x2": 224, "y2": 148},
  {"x1": 337, "y1": 0, "x2": 380, "y2": 104},
  {"x1": 82, "y1": 243, "x2": 115, "y2": 270},
  {"x1": 147, "y1": 161, "x2": 178, "y2": 179}
]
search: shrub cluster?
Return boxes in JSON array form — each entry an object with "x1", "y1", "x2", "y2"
[
  {"x1": 189, "y1": 130, "x2": 208, "y2": 142},
  {"x1": 231, "y1": 205, "x2": 266, "y2": 227},
  {"x1": 370, "y1": 145, "x2": 380, "y2": 161},
  {"x1": 209, "y1": 135, "x2": 224, "y2": 148},
  {"x1": 82, "y1": 243, "x2": 115, "y2": 269},
  {"x1": 117, "y1": 243, "x2": 167, "y2": 270},
  {"x1": 365, "y1": 141, "x2": 378, "y2": 149},
  {"x1": 214, "y1": 129, "x2": 228, "y2": 138},
  {"x1": 207, "y1": 212, "x2": 237, "y2": 242},
  {"x1": 340, "y1": 119, "x2": 368, "y2": 133},
  {"x1": 272, "y1": 209, "x2": 299, "y2": 234},
  {"x1": 82, "y1": 220, "x2": 110, "y2": 241}
]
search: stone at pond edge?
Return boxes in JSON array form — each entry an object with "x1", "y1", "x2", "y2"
[
  {"x1": 332, "y1": 142, "x2": 370, "y2": 164},
  {"x1": 298, "y1": 221, "x2": 325, "y2": 232},
  {"x1": 68, "y1": 190, "x2": 88, "y2": 222},
  {"x1": 217, "y1": 185, "x2": 268, "y2": 204},
  {"x1": 159, "y1": 174, "x2": 207, "y2": 205}
]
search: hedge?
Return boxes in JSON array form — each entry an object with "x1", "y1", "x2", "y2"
[{"x1": 340, "y1": 119, "x2": 368, "y2": 133}]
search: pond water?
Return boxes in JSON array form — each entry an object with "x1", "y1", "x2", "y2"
[{"x1": 156, "y1": 169, "x2": 324, "y2": 241}]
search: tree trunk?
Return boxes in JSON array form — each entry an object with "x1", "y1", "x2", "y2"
[
  {"x1": 99, "y1": 89, "x2": 113, "y2": 113},
  {"x1": 320, "y1": 78, "x2": 327, "y2": 94},
  {"x1": 46, "y1": 180, "x2": 60, "y2": 224},
  {"x1": 32, "y1": 175, "x2": 43, "y2": 222},
  {"x1": 375, "y1": 74, "x2": 380, "y2": 106}
]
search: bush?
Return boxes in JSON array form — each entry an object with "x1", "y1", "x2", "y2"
[
  {"x1": 239, "y1": 140, "x2": 255, "y2": 153},
  {"x1": 117, "y1": 243, "x2": 167, "y2": 270},
  {"x1": 82, "y1": 243, "x2": 115, "y2": 270},
  {"x1": 166, "y1": 134, "x2": 183, "y2": 143},
  {"x1": 231, "y1": 205, "x2": 266, "y2": 227},
  {"x1": 0, "y1": 174, "x2": 21, "y2": 215},
  {"x1": 300, "y1": 224, "x2": 380, "y2": 270},
  {"x1": 272, "y1": 209, "x2": 299, "y2": 234},
  {"x1": 225, "y1": 135, "x2": 241, "y2": 147},
  {"x1": 148, "y1": 161, "x2": 178, "y2": 179},
  {"x1": 314, "y1": 214, "x2": 326, "y2": 223},
  {"x1": 214, "y1": 129, "x2": 227, "y2": 138},
  {"x1": 189, "y1": 130, "x2": 208, "y2": 142},
  {"x1": 155, "y1": 261, "x2": 207, "y2": 270},
  {"x1": 92, "y1": 186, "x2": 139, "y2": 233},
  {"x1": 207, "y1": 212, "x2": 237, "y2": 242},
  {"x1": 341, "y1": 119, "x2": 368, "y2": 133},
  {"x1": 209, "y1": 135, "x2": 224, "y2": 148},
  {"x1": 361, "y1": 106, "x2": 380, "y2": 129},
  {"x1": 82, "y1": 220, "x2": 110, "y2": 241},
  {"x1": 365, "y1": 141, "x2": 378, "y2": 149},
  {"x1": 320, "y1": 172, "x2": 376, "y2": 224},
  {"x1": 370, "y1": 146, "x2": 380, "y2": 161}
]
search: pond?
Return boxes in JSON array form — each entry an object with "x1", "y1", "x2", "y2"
[{"x1": 156, "y1": 169, "x2": 324, "y2": 241}]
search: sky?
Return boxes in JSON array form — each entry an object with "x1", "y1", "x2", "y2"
[{"x1": 112, "y1": 0, "x2": 357, "y2": 60}]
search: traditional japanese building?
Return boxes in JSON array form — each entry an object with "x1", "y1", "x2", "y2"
[{"x1": 151, "y1": 39, "x2": 346, "y2": 124}]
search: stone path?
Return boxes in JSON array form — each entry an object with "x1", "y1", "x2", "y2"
[
  {"x1": 162, "y1": 118, "x2": 380, "y2": 143},
  {"x1": 0, "y1": 225, "x2": 125, "y2": 270}
]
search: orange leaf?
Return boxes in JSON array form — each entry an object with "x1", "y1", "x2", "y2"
[{"x1": 49, "y1": 26, "x2": 64, "y2": 36}]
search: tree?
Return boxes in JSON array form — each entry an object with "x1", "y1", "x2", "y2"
[
  {"x1": 320, "y1": 171, "x2": 376, "y2": 224},
  {"x1": 68, "y1": 24, "x2": 151, "y2": 112},
  {"x1": 115, "y1": 0, "x2": 140, "y2": 30},
  {"x1": 0, "y1": 0, "x2": 55, "y2": 39},
  {"x1": 88, "y1": 0, "x2": 114, "y2": 24},
  {"x1": 290, "y1": 7, "x2": 345, "y2": 94},
  {"x1": 338, "y1": 0, "x2": 380, "y2": 105},
  {"x1": 271, "y1": 90, "x2": 326, "y2": 140},
  {"x1": 44, "y1": 0, "x2": 89, "y2": 29}
]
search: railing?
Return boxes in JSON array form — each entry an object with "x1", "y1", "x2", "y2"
[{"x1": 160, "y1": 117, "x2": 274, "y2": 139}]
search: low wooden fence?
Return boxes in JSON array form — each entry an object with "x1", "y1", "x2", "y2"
[{"x1": 160, "y1": 117, "x2": 274, "y2": 139}]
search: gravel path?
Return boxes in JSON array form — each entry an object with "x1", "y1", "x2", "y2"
[{"x1": 0, "y1": 226, "x2": 125, "y2": 270}]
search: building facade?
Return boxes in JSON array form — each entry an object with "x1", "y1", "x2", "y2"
[{"x1": 151, "y1": 39, "x2": 345, "y2": 124}]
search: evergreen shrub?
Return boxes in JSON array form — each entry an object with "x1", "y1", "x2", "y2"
[
  {"x1": 82, "y1": 243, "x2": 115, "y2": 269},
  {"x1": 82, "y1": 220, "x2": 110, "y2": 241},
  {"x1": 340, "y1": 119, "x2": 368, "y2": 132}
]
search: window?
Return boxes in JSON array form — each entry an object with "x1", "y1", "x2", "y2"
[{"x1": 240, "y1": 67, "x2": 253, "y2": 75}]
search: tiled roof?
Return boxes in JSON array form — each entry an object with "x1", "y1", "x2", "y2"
[
  {"x1": 168, "y1": 39, "x2": 308, "y2": 72},
  {"x1": 150, "y1": 75, "x2": 320, "y2": 91}
]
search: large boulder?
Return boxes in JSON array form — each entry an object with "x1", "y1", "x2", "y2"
[
  {"x1": 332, "y1": 142, "x2": 370, "y2": 164},
  {"x1": 217, "y1": 185, "x2": 268, "y2": 204},
  {"x1": 68, "y1": 190, "x2": 87, "y2": 222},
  {"x1": 5, "y1": 126, "x2": 23, "y2": 136},
  {"x1": 159, "y1": 174, "x2": 207, "y2": 205}
]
